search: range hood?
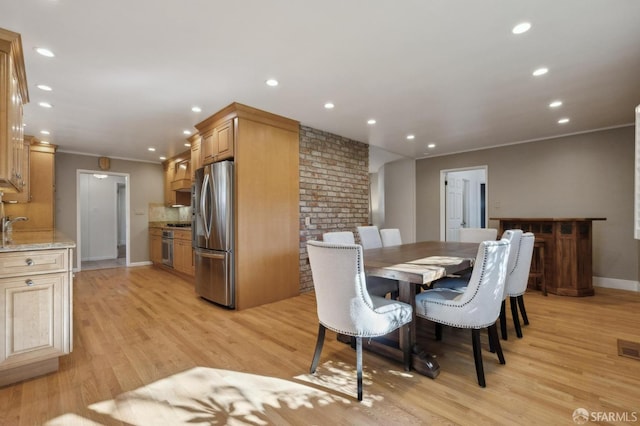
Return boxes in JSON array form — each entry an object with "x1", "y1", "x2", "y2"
[
  {"x1": 170, "y1": 160, "x2": 191, "y2": 192},
  {"x1": 170, "y1": 178, "x2": 191, "y2": 192}
]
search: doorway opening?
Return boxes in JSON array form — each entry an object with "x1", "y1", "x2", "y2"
[
  {"x1": 76, "y1": 170, "x2": 130, "y2": 271},
  {"x1": 440, "y1": 166, "x2": 488, "y2": 241}
]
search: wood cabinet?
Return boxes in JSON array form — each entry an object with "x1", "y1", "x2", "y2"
[
  {"x1": 0, "y1": 28, "x2": 29, "y2": 194},
  {"x1": 0, "y1": 246, "x2": 73, "y2": 386},
  {"x1": 494, "y1": 217, "x2": 605, "y2": 296},
  {"x1": 195, "y1": 103, "x2": 299, "y2": 310},
  {"x1": 189, "y1": 133, "x2": 201, "y2": 180},
  {"x1": 2, "y1": 139, "x2": 29, "y2": 203},
  {"x1": 173, "y1": 229, "x2": 194, "y2": 276},
  {"x1": 162, "y1": 151, "x2": 191, "y2": 207},
  {"x1": 4, "y1": 139, "x2": 57, "y2": 231},
  {"x1": 149, "y1": 228, "x2": 162, "y2": 264},
  {"x1": 201, "y1": 118, "x2": 234, "y2": 165}
]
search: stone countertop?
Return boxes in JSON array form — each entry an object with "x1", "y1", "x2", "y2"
[
  {"x1": 0, "y1": 230, "x2": 76, "y2": 252},
  {"x1": 149, "y1": 222, "x2": 192, "y2": 230}
]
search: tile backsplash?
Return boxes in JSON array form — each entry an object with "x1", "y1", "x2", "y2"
[{"x1": 148, "y1": 203, "x2": 191, "y2": 223}]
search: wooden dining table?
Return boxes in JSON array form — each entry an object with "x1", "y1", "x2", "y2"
[{"x1": 362, "y1": 241, "x2": 479, "y2": 378}]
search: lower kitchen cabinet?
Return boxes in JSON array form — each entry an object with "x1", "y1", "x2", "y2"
[
  {"x1": 149, "y1": 228, "x2": 162, "y2": 264},
  {"x1": 173, "y1": 230, "x2": 194, "y2": 276},
  {"x1": 0, "y1": 244, "x2": 74, "y2": 386}
]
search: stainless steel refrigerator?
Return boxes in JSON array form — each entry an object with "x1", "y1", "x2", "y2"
[{"x1": 193, "y1": 161, "x2": 235, "y2": 308}]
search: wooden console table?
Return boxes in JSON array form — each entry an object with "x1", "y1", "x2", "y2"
[{"x1": 492, "y1": 218, "x2": 605, "y2": 297}]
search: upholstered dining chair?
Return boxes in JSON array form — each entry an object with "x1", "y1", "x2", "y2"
[
  {"x1": 432, "y1": 230, "x2": 523, "y2": 341},
  {"x1": 501, "y1": 232, "x2": 535, "y2": 339},
  {"x1": 323, "y1": 231, "x2": 398, "y2": 298},
  {"x1": 356, "y1": 225, "x2": 383, "y2": 249},
  {"x1": 380, "y1": 228, "x2": 403, "y2": 247},
  {"x1": 459, "y1": 227, "x2": 498, "y2": 243},
  {"x1": 322, "y1": 231, "x2": 356, "y2": 244},
  {"x1": 415, "y1": 239, "x2": 511, "y2": 387},
  {"x1": 306, "y1": 240, "x2": 413, "y2": 401}
]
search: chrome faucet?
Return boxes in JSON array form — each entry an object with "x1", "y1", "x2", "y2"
[{"x1": 2, "y1": 216, "x2": 28, "y2": 233}]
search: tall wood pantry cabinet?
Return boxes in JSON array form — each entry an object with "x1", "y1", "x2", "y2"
[{"x1": 194, "y1": 103, "x2": 300, "y2": 310}]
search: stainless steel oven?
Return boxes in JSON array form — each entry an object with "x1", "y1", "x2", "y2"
[{"x1": 161, "y1": 230, "x2": 173, "y2": 267}]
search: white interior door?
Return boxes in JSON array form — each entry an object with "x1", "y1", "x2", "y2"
[
  {"x1": 446, "y1": 175, "x2": 464, "y2": 241},
  {"x1": 440, "y1": 166, "x2": 488, "y2": 241}
]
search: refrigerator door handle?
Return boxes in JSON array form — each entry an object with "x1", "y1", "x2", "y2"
[
  {"x1": 198, "y1": 251, "x2": 225, "y2": 260},
  {"x1": 201, "y1": 172, "x2": 211, "y2": 240}
]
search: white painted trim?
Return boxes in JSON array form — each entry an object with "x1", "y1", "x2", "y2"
[
  {"x1": 439, "y1": 165, "x2": 489, "y2": 241},
  {"x1": 72, "y1": 261, "x2": 151, "y2": 273},
  {"x1": 593, "y1": 276, "x2": 639, "y2": 292},
  {"x1": 129, "y1": 261, "x2": 152, "y2": 267},
  {"x1": 76, "y1": 170, "x2": 131, "y2": 271}
]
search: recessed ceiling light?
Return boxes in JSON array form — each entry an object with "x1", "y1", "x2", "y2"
[
  {"x1": 40, "y1": 130, "x2": 50, "y2": 135},
  {"x1": 549, "y1": 100, "x2": 563, "y2": 108},
  {"x1": 38, "y1": 102, "x2": 53, "y2": 108},
  {"x1": 37, "y1": 84, "x2": 52, "y2": 91},
  {"x1": 427, "y1": 143, "x2": 436, "y2": 149},
  {"x1": 148, "y1": 147, "x2": 156, "y2": 152},
  {"x1": 159, "y1": 156, "x2": 167, "y2": 160},
  {"x1": 512, "y1": 22, "x2": 532, "y2": 34},
  {"x1": 406, "y1": 134, "x2": 415, "y2": 140},
  {"x1": 558, "y1": 118, "x2": 570, "y2": 124},
  {"x1": 35, "y1": 47, "x2": 55, "y2": 57},
  {"x1": 532, "y1": 67, "x2": 548, "y2": 77},
  {"x1": 191, "y1": 106, "x2": 201, "y2": 113},
  {"x1": 367, "y1": 119, "x2": 376, "y2": 125},
  {"x1": 183, "y1": 130, "x2": 192, "y2": 135},
  {"x1": 324, "y1": 102, "x2": 335, "y2": 109},
  {"x1": 184, "y1": 143, "x2": 191, "y2": 147},
  {"x1": 265, "y1": 79, "x2": 279, "y2": 87}
]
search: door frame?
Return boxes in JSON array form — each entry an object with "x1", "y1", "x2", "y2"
[
  {"x1": 439, "y1": 165, "x2": 488, "y2": 241},
  {"x1": 75, "y1": 169, "x2": 131, "y2": 271}
]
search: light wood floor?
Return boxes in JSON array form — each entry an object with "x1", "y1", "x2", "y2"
[{"x1": 1, "y1": 266, "x2": 639, "y2": 425}]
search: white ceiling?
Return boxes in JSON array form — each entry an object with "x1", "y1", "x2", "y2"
[{"x1": 2, "y1": 0, "x2": 639, "y2": 167}]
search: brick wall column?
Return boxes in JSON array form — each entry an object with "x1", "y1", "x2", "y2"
[{"x1": 298, "y1": 125, "x2": 370, "y2": 291}]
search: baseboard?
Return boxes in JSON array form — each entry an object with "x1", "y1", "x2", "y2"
[
  {"x1": 593, "y1": 276, "x2": 640, "y2": 292},
  {"x1": 130, "y1": 261, "x2": 152, "y2": 267},
  {"x1": 72, "y1": 261, "x2": 152, "y2": 273}
]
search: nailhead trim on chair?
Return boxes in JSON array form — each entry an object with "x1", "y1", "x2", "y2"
[
  {"x1": 309, "y1": 241, "x2": 410, "y2": 337},
  {"x1": 417, "y1": 240, "x2": 509, "y2": 329}
]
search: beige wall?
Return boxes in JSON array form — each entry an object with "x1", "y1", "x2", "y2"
[
  {"x1": 382, "y1": 158, "x2": 417, "y2": 243},
  {"x1": 56, "y1": 153, "x2": 164, "y2": 266},
  {"x1": 416, "y1": 126, "x2": 637, "y2": 282}
]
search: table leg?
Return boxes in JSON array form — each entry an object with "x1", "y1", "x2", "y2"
[
  {"x1": 340, "y1": 280, "x2": 440, "y2": 379},
  {"x1": 399, "y1": 280, "x2": 440, "y2": 379}
]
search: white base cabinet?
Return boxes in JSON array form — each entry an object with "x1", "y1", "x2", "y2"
[{"x1": 0, "y1": 247, "x2": 73, "y2": 386}]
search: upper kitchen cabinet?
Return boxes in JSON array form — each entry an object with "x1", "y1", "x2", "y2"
[
  {"x1": 0, "y1": 28, "x2": 29, "y2": 193},
  {"x1": 198, "y1": 117, "x2": 234, "y2": 165},
  {"x1": 188, "y1": 133, "x2": 201, "y2": 180}
]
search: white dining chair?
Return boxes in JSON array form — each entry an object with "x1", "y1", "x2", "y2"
[
  {"x1": 415, "y1": 239, "x2": 511, "y2": 387},
  {"x1": 501, "y1": 232, "x2": 535, "y2": 339},
  {"x1": 356, "y1": 225, "x2": 383, "y2": 249},
  {"x1": 432, "y1": 229, "x2": 523, "y2": 342},
  {"x1": 307, "y1": 240, "x2": 412, "y2": 401},
  {"x1": 323, "y1": 231, "x2": 398, "y2": 298},
  {"x1": 459, "y1": 227, "x2": 498, "y2": 243},
  {"x1": 322, "y1": 231, "x2": 355, "y2": 244},
  {"x1": 380, "y1": 228, "x2": 402, "y2": 247}
]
